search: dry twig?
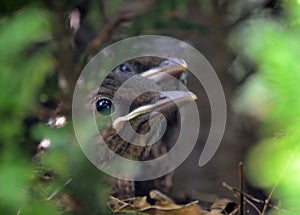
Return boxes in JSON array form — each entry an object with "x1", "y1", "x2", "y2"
[{"x1": 87, "y1": 12, "x2": 136, "y2": 55}]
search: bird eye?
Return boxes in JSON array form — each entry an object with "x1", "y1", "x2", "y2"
[
  {"x1": 119, "y1": 64, "x2": 132, "y2": 73},
  {"x1": 95, "y1": 98, "x2": 113, "y2": 116}
]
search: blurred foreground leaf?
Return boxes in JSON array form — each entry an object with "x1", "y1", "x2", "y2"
[
  {"x1": 0, "y1": 6, "x2": 58, "y2": 214},
  {"x1": 231, "y1": 0, "x2": 300, "y2": 214}
]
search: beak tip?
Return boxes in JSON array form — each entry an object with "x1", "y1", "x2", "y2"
[
  {"x1": 169, "y1": 57, "x2": 187, "y2": 68},
  {"x1": 184, "y1": 91, "x2": 198, "y2": 102},
  {"x1": 191, "y1": 93, "x2": 198, "y2": 101}
]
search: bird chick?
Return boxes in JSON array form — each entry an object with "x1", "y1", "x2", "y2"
[{"x1": 88, "y1": 57, "x2": 196, "y2": 199}]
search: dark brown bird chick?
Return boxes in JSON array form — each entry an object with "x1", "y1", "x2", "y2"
[{"x1": 88, "y1": 57, "x2": 196, "y2": 199}]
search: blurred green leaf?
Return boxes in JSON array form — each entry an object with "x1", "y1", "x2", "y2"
[
  {"x1": 0, "y1": 149, "x2": 31, "y2": 213},
  {"x1": 0, "y1": 8, "x2": 50, "y2": 60},
  {"x1": 0, "y1": 7, "x2": 53, "y2": 141},
  {"x1": 0, "y1": 6, "x2": 57, "y2": 214},
  {"x1": 231, "y1": 0, "x2": 300, "y2": 213}
]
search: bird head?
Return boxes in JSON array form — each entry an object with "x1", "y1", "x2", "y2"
[{"x1": 89, "y1": 57, "x2": 197, "y2": 160}]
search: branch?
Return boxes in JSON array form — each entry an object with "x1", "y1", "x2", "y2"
[{"x1": 87, "y1": 12, "x2": 136, "y2": 55}]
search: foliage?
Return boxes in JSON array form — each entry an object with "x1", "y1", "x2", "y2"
[
  {"x1": 0, "y1": 5, "x2": 109, "y2": 215},
  {"x1": 0, "y1": 7, "x2": 58, "y2": 215},
  {"x1": 231, "y1": 0, "x2": 300, "y2": 214}
]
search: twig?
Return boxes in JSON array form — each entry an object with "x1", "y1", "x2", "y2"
[
  {"x1": 261, "y1": 146, "x2": 296, "y2": 214},
  {"x1": 224, "y1": 183, "x2": 260, "y2": 203},
  {"x1": 87, "y1": 12, "x2": 135, "y2": 55},
  {"x1": 46, "y1": 178, "x2": 73, "y2": 200},
  {"x1": 222, "y1": 182, "x2": 288, "y2": 213},
  {"x1": 244, "y1": 196, "x2": 262, "y2": 215},
  {"x1": 239, "y1": 162, "x2": 244, "y2": 215}
]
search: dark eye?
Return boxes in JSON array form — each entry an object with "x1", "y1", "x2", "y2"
[
  {"x1": 119, "y1": 64, "x2": 132, "y2": 73},
  {"x1": 95, "y1": 98, "x2": 113, "y2": 116}
]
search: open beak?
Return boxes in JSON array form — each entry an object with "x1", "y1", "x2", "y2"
[
  {"x1": 112, "y1": 90, "x2": 197, "y2": 130},
  {"x1": 112, "y1": 58, "x2": 196, "y2": 130},
  {"x1": 140, "y1": 58, "x2": 188, "y2": 83}
]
